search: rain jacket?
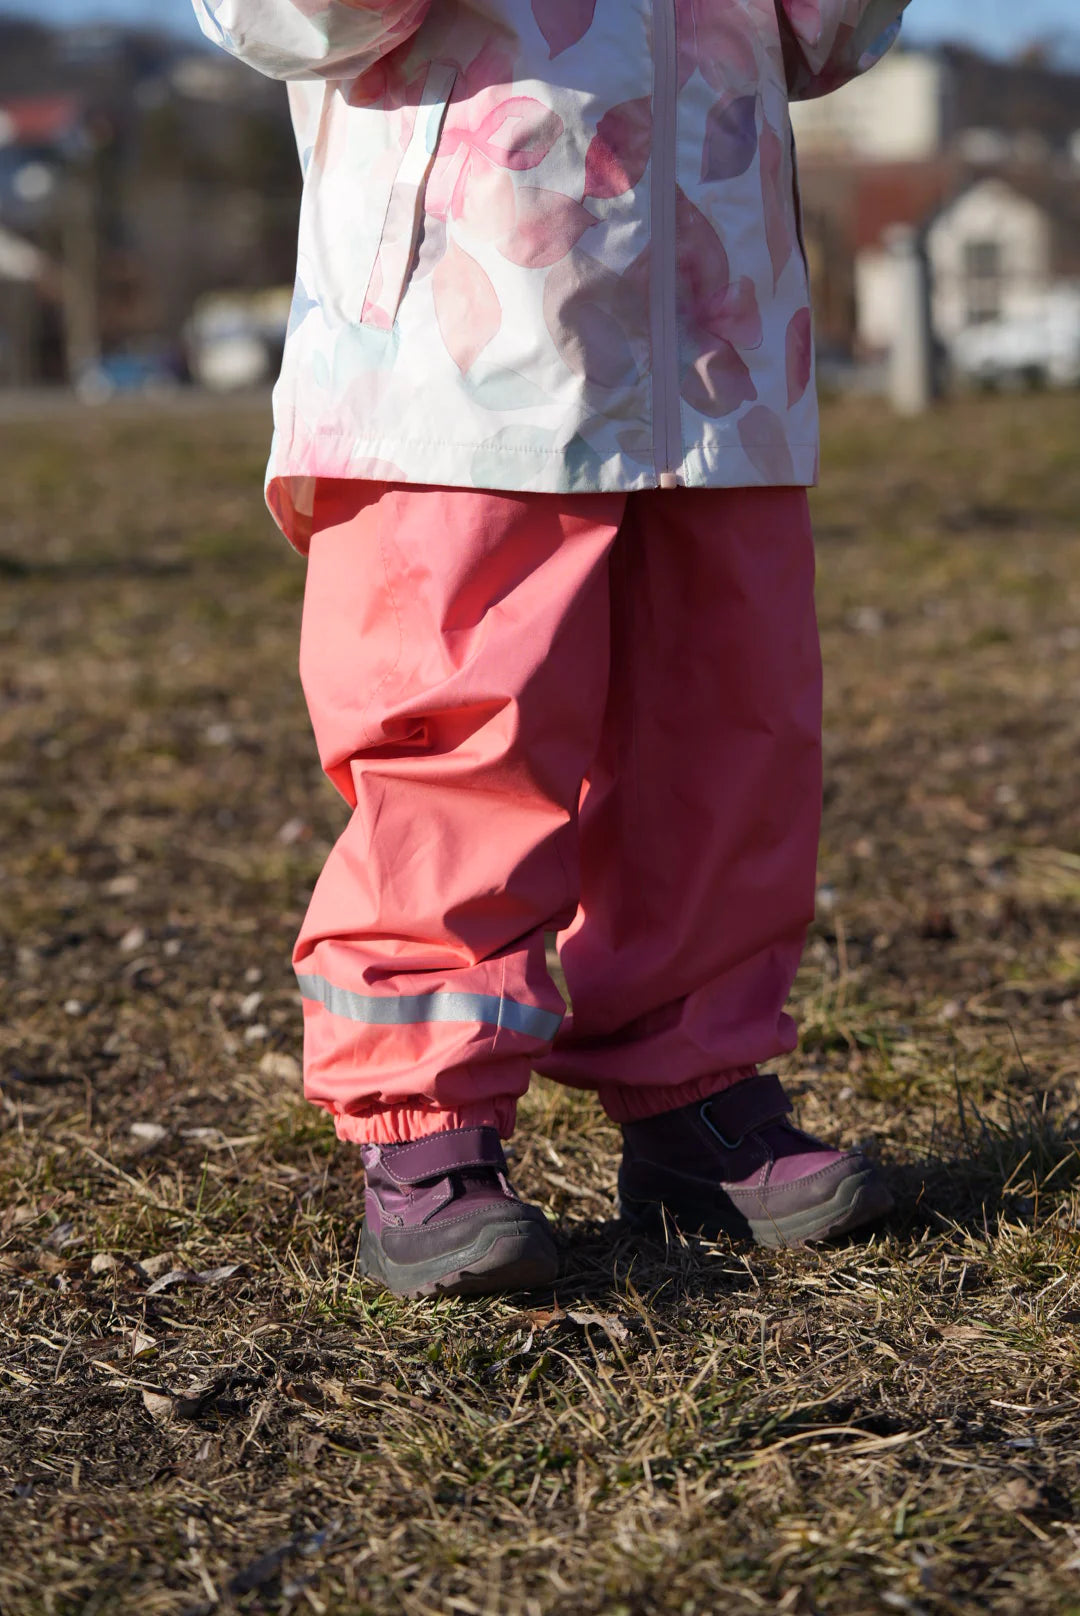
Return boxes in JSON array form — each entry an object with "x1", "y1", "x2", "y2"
[{"x1": 193, "y1": 0, "x2": 908, "y2": 545}]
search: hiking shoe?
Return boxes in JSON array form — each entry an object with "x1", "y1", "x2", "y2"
[
  {"x1": 360, "y1": 1126, "x2": 558, "y2": 1297},
  {"x1": 618, "y1": 1072, "x2": 893, "y2": 1247}
]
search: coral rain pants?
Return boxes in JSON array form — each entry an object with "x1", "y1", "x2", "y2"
[{"x1": 294, "y1": 481, "x2": 822, "y2": 1144}]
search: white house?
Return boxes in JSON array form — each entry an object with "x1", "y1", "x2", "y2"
[
  {"x1": 926, "y1": 178, "x2": 1057, "y2": 337},
  {"x1": 854, "y1": 175, "x2": 1080, "y2": 359}
]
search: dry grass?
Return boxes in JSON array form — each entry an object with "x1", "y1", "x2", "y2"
[{"x1": 1, "y1": 391, "x2": 1080, "y2": 1615}]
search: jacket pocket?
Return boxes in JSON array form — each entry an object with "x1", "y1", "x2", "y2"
[{"x1": 359, "y1": 60, "x2": 458, "y2": 330}]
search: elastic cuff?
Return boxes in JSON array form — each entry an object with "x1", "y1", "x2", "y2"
[
  {"x1": 331, "y1": 1098, "x2": 518, "y2": 1145},
  {"x1": 597, "y1": 1066, "x2": 758, "y2": 1125}
]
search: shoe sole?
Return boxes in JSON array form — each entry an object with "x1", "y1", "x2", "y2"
[
  {"x1": 361, "y1": 1217, "x2": 558, "y2": 1299},
  {"x1": 620, "y1": 1167, "x2": 894, "y2": 1249}
]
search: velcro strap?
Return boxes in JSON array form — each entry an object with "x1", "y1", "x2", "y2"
[
  {"x1": 703, "y1": 1073, "x2": 791, "y2": 1138},
  {"x1": 378, "y1": 1126, "x2": 507, "y2": 1186}
]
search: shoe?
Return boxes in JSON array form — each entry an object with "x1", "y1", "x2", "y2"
[
  {"x1": 618, "y1": 1072, "x2": 893, "y2": 1247},
  {"x1": 360, "y1": 1125, "x2": 558, "y2": 1297}
]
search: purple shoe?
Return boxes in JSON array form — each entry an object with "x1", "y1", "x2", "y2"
[
  {"x1": 618, "y1": 1072, "x2": 893, "y2": 1248},
  {"x1": 360, "y1": 1126, "x2": 558, "y2": 1298}
]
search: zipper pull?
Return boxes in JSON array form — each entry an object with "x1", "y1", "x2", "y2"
[{"x1": 659, "y1": 471, "x2": 680, "y2": 490}]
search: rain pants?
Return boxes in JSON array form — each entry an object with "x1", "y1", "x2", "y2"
[{"x1": 294, "y1": 480, "x2": 820, "y2": 1141}]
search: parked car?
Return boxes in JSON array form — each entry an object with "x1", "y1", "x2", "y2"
[
  {"x1": 949, "y1": 287, "x2": 1080, "y2": 391},
  {"x1": 75, "y1": 349, "x2": 182, "y2": 402},
  {"x1": 185, "y1": 287, "x2": 290, "y2": 392}
]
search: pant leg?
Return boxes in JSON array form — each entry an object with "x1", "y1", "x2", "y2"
[
  {"x1": 536, "y1": 485, "x2": 822, "y2": 1122},
  {"x1": 294, "y1": 480, "x2": 624, "y2": 1145}
]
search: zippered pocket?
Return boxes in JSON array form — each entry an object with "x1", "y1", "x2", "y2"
[{"x1": 360, "y1": 60, "x2": 458, "y2": 330}]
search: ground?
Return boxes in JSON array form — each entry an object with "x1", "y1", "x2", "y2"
[{"x1": 1, "y1": 392, "x2": 1079, "y2": 1616}]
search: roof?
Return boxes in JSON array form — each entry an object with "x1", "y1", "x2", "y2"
[
  {"x1": 849, "y1": 161, "x2": 959, "y2": 252},
  {"x1": 0, "y1": 95, "x2": 82, "y2": 148},
  {"x1": 796, "y1": 158, "x2": 962, "y2": 253}
]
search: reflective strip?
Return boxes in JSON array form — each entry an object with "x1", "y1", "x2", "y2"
[{"x1": 296, "y1": 973, "x2": 563, "y2": 1041}]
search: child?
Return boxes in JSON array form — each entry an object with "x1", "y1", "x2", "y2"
[{"x1": 194, "y1": 0, "x2": 907, "y2": 1296}]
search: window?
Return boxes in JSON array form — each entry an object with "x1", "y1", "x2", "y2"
[{"x1": 963, "y1": 238, "x2": 1003, "y2": 324}]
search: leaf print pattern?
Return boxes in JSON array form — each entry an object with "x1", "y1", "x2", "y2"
[
  {"x1": 759, "y1": 119, "x2": 794, "y2": 289},
  {"x1": 785, "y1": 307, "x2": 813, "y2": 405},
  {"x1": 675, "y1": 0, "x2": 760, "y2": 92},
  {"x1": 543, "y1": 248, "x2": 648, "y2": 390},
  {"x1": 426, "y1": 42, "x2": 565, "y2": 246},
  {"x1": 738, "y1": 404, "x2": 795, "y2": 482},
  {"x1": 700, "y1": 95, "x2": 758, "y2": 183},
  {"x1": 501, "y1": 188, "x2": 596, "y2": 267},
  {"x1": 584, "y1": 97, "x2": 652, "y2": 199},
  {"x1": 433, "y1": 240, "x2": 502, "y2": 372},
  {"x1": 531, "y1": 0, "x2": 598, "y2": 57},
  {"x1": 676, "y1": 189, "x2": 761, "y2": 418}
]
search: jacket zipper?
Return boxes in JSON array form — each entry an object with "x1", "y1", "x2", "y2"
[{"x1": 650, "y1": 0, "x2": 681, "y2": 489}]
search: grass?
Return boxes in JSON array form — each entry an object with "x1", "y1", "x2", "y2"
[{"x1": 1, "y1": 391, "x2": 1080, "y2": 1615}]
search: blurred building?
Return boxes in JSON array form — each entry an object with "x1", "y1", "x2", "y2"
[
  {"x1": 0, "y1": 17, "x2": 299, "y2": 388},
  {"x1": 792, "y1": 44, "x2": 1080, "y2": 380}
]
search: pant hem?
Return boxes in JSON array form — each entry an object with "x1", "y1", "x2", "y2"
[
  {"x1": 330, "y1": 1098, "x2": 518, "y2": 1145},
  {"x1": 598, "y1": 1066, "x2": 758, "y2": 1124}
]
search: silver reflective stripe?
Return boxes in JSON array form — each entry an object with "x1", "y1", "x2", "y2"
[{"x1": 296, "y1": 973, "x2": 563, "y2": 1041}]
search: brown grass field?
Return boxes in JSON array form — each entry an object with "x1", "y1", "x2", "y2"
[{"x1": 2, "y1": 391, "x2": 1080, "y2": 1615}]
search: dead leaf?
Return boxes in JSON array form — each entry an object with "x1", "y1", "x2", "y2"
[
  {"x1": 278, "y1": 1377, "x2": 325, "y2": 1410},
  {"x1": 523, "y1": 1305, "x2": 569, "y2": 1332},
  {"x1": 90, "y1": 1253, "x2": 118, "y2": 1274},
  {"x1": 145, "y1": 1263, "x2": 240, "y2": 1296},
  {"x1": 992, "y1": 1476, "x2": 1044, "y2": 1513},
  {"x1": 142, "y1": 1389, "x2": 174, "y2": 1421},
  {"x1": 128, "y1": 1330, "x2": 158, "y2": 1359},
  {"x1": 566, "y1": 1310, "x2": 630, "y2": 1344}
]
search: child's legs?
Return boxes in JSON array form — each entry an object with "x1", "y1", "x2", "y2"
[
  {"x1": 536, "y1": 486, "x2": 822, "y2": 1121},
  {"x1": 294, "y1": 480, "x2": 624, "y2": 1145}
]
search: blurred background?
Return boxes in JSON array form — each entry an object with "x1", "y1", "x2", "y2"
[{"x1": 1, "y1": 0, "x2": 1079, "y2": 403}]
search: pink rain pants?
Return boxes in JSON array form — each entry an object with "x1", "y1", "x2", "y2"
[{"x1": 294, "y1": 481, "x2": 822, "y2": 1144}]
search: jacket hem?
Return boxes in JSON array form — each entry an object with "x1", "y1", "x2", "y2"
[{"x1": 265, "y1": 427, "x2": 821, "y2": 551}]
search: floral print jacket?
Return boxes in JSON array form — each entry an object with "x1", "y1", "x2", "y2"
[{"x1": 194, "y1": 0, "x2": 908, "y2": 545}]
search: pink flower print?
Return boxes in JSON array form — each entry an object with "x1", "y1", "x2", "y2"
[
  {"x1": 424, "y1": 42, "x2": 590, "y2": 274},
  {"x1": 531, "y1": 0, "x2": 598, "y2": 58},
  {"x1": 676, "y1": 188, "x2": 761, "y2": 418},
  {"x1": 584, "y1": 97, "x2": 652, "y2": 200},
  {"x1": 426, "y1": 40, "x2": 564, "y2": 240}
]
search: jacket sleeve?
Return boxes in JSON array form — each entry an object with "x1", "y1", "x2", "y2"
[
  {"x1": 191, "y1": 0, "x2": 434, "y2": 81},
  {"x1": 777, "y1": 0, "x2": 910, "y2": 101}
]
